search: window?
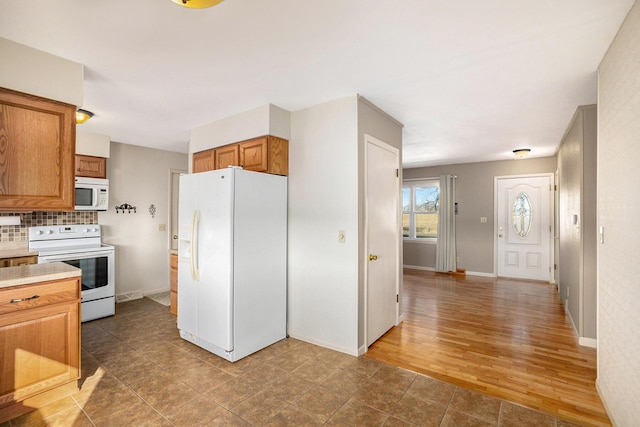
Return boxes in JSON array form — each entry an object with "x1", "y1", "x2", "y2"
[{"x1": 403, "y1": 179, "x2": 439, "y2": 241}]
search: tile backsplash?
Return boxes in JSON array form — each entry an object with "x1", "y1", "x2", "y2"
[{"x1": 0, "y1": 212, "x2": 98, "y2": 242}]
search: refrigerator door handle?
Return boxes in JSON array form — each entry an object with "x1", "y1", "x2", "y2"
[{"x1": 190, "y1": 210, "x2": 200, "y2": 281}]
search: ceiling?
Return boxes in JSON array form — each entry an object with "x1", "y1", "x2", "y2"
[{"x1": 0, "y1": 0, "x2": 633, "y2": 168}]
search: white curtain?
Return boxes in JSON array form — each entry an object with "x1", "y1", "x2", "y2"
[{"x1": 435, "y1": 174, "x2": 456, "y2": 273}]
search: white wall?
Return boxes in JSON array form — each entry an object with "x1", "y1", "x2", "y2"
[
  {"x1": 190, "y1": 104, "x2": 290, "y2": 155},
  {"x1": 597, "y1": 3, "x2": 640, "y2": 425},
  {"x1": 0, "y1": 37, "x2": 83, "y2": 106},
  {"x1": 77, "y1": 131, "x2": 111, "y2": 158},
  {"x1": 288, "y1": 96, "x2": 360, "y2": 354},
  {"x1": 98, "y1": 142, "x2": 188, "y2": 299}
]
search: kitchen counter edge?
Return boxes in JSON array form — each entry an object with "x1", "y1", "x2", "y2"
[{"x1": 0, "y1": 262, "x2": 81, "y2": 289}]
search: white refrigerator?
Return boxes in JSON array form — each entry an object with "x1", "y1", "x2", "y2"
[{"x1": 177, "y1": 167, "x2": 287, "y2": 362}]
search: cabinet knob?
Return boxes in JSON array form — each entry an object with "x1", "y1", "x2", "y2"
[
  {"x1": 369, "y1": 254, "x2": 378, "y2": 261},
  {"x1": 173, "y1": 235, "x2": 178, "y2": 240}
]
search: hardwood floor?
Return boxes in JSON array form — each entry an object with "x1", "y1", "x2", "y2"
[{"x1": 365, "y1": 269, "x2": 610, "y2": 427}]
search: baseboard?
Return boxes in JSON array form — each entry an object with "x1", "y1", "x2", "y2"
[
  {"x1": 143, "y1": 286, "x2": 170, "y2": 296},
  {"x1": 403, "y1": 265, "x2": 435, "y2": 271},
  {"x1": 115, "y1": 290, "x2": 143, "y2": 303},
  {"x1": 579, "y1": 337, "x2": 597, "y2": 348},
  {"x1": 286, "y1": 332, "x2": 359, "y2": 357},
  {"x1": 466, "y1": 271, "x2": 497, "y2": 278},
  {"x1": 403, "y1": 265, "x2": 496, "y2": 278}
]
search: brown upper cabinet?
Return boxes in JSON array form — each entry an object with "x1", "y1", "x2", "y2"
[
  {"x1": 239, "y1": 136, "x2": 288, "y2": 175},
  {"x1": 75, "y1": 154, "x2": 107, "y2": 178},
  {"x1": 0, "y1": 87, "x2": 76, "y2": 211},
  {"x1": 214, "y1": 144, "x2": 240, "y2": 170},
  {"x1": 192, "y1": 135, "x2": 288, "y2": 176},
  {"x1": 192, "y1": 148, "x2": 215, "y2": 174}
]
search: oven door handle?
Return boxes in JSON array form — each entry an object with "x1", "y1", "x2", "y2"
[
  {"x1": 38, "y1": 250, "x2": 114, "y2": 262},
  {"x1": 190, "y1": 210, "x2": 200, "y2": 281}
]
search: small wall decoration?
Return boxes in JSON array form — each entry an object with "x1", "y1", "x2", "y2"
[
  {"x1": 115, "y1": 203, "x2": 137, "y2": 214},
  {"x1": 149, "y1": 204, "x2": 156, "y2": 218}
]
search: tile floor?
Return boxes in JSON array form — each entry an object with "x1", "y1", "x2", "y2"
[{"x1": 3, "y1": 298, "x2": 587, "y2": 426}]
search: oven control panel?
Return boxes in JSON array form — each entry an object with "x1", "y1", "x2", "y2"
[{"x1": 29, "y1": 225, "x2": 102, "y2": 242}]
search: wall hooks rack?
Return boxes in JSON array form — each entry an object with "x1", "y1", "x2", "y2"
[{"x1": 115, "y1": 203, "x2": 137, "y2": 214}]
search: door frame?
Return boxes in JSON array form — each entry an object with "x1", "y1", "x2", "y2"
[
  {"x1": 168, "y1": 168, "x2": 187, "y2": 251},
  {"x1": 363, "y1": 134, "x2": 401, "y2": 351},
  {"x1": 493, "y1": 173, "x2": 555, "y2": 281}
]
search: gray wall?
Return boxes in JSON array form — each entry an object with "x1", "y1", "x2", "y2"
[
  {"x1": 98, "y1": 142, "x2": 188, "y2": 299},
  {"x1": 557, "y1": 105, "x2": 597, "y2": 341},
  {"x1": 596, "y1": 2, "x2": 640, "y2": 425},
  {"x1": 403, "y1": 157, "x2": 556, "y2": 275}
]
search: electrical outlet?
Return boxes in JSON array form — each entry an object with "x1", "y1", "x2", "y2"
[
  {"x1": 158, "y1": 224, "x2": 166, "y2": 232},
  {"x1": 338, "y1": 230, "x2": 346, "y2": 243},
  {"x1": 480, "y1": 217, "x2": 487, "y2": 223}
]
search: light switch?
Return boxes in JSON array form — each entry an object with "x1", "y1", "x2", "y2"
[
  {"x1": 338, "y1": 230, "x2": 346, "y2": 243},
  {"x1": 480, "y1": 217, "x2": 487, "y2": 223},
  {"x1": 158, "y1": 224, "x2": 166, "y2": 232}
]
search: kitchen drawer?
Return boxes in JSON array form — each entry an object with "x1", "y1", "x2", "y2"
[{"x1": 0, "y1": 278, "x2": 80, "y2": 315}]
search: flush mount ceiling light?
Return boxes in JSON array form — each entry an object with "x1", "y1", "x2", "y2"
[
  {"x1": 76, "y1": 109, "x2": 94, "y2": 124},
  {"x1": 513, "y1": 148, "x2": 531, "y2": 159},
  {"x1": 170, "y1": 0, "x2": 224, "y2": 8}
]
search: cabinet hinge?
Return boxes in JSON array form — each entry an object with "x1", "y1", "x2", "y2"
[
  {"x1": 554, "y1": 264, "x2": 557, "y2": 270},
  {"x1": 396, "y1": 168, "x2": 399, "y2": 177},
  {"x1": 554, "y1": 184, "x2": 558, "y2": 191},
  {"x1": 396, "y1": 294, "x2": 399, "y2": 303}
]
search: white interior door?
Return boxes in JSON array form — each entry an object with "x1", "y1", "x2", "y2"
[
  {"x1": 366, "y1": 135, "x2": 399, "y2": 347},
  {"x1": 496, "y1": 175, "x2": 552, "y2": 281}
]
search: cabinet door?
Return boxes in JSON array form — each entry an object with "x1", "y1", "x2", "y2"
[
  {"x1": 170, "y1": 254, "x2": 178, "y2": 316},
  {"x1": 239, "y1": 137, "x2": 268, "y2": 172},
  {"x1": 75, "y1": 155, "x2": 106, "y2": 178},
  {"x1": 0, "y1": 88, "x2": 75, "y2": 211},
  {"x1": 214, "y1": 144, "x2": 240, "y2": 169},
  {"x1": 192, "y1": 148, "x2": 215, "y2": 173},
  {"x1": 266, "y1": 136, "x2": 289, "y2": 176},
  {"x1": 0, "y1": 301, "x2": 80, "y2": 406}
]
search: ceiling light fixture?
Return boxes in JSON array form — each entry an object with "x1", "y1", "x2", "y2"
[
  {"x1": 513, "y1": 148, "x2": 531, "y2": 159},
  {"x1": 76, "y1": 109, "x2": 94, "y2": 124},
  {"x1": 171, "y1": 0, "x2": 224, "y2": 8}
]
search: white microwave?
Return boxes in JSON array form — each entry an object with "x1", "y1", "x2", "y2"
[{"x1": 75, "y1": 177, "x2": 109, "y2": 211}]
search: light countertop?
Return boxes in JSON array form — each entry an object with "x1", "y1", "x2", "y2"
[
  {"x1": 0, "y1": 262, "x2": 80, "y2": 289},
  {"x1": 0, "y1": 242, "x2": 38, "y2": 259}
]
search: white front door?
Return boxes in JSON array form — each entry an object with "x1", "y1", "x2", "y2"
[
  {"x1": 365, "y1": 135, "x2": 400, "y2": 347},
  {"x1": 496, "y1": 174, "x2": 553, "y2": 281}
]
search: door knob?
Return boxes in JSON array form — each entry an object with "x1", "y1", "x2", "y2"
[
  {"x1": 369, "y1": 254, "x2": 378, "y2": 261},
  {"x1": 498, "y1": 234, "x2": 503, "y2": 238},
  {"x1": 173, "y1": 234, "x2": 178, "y2": 240}
]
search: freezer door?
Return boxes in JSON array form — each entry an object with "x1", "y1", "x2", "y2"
[
  {"x1": 195, "y1": 169, "x2": 234, "y2": 351},
  {"x1": 177, "y1": 173, "x2": 198, "y2": 335}
]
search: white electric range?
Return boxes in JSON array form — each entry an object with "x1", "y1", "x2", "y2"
[{"x1": 29, "y1": 225, "x2": 115, "y2": 322}]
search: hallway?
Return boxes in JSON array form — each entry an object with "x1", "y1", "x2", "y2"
[{"x1": 365, "y1": 269, "x2": 608, "y2": 427}]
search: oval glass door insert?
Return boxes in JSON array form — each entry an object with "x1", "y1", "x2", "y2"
[{"x1": 513, "y1": 192, "x2": 532, "y2": 238}]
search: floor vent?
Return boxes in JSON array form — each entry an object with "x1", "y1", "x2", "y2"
[{"x1": 116, "y1": 291, "x2": 144, "y2": 303}]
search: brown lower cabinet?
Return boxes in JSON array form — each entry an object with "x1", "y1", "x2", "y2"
[
  {"x1": 0, "y1": 256, "x2": 38, "y2": 268},
  {"x1": 170, "y1": 254, "x2": 178, "y2": 316},
  {"x1": 0, "y1": 277, "x2": 81, "y2": 423}
]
